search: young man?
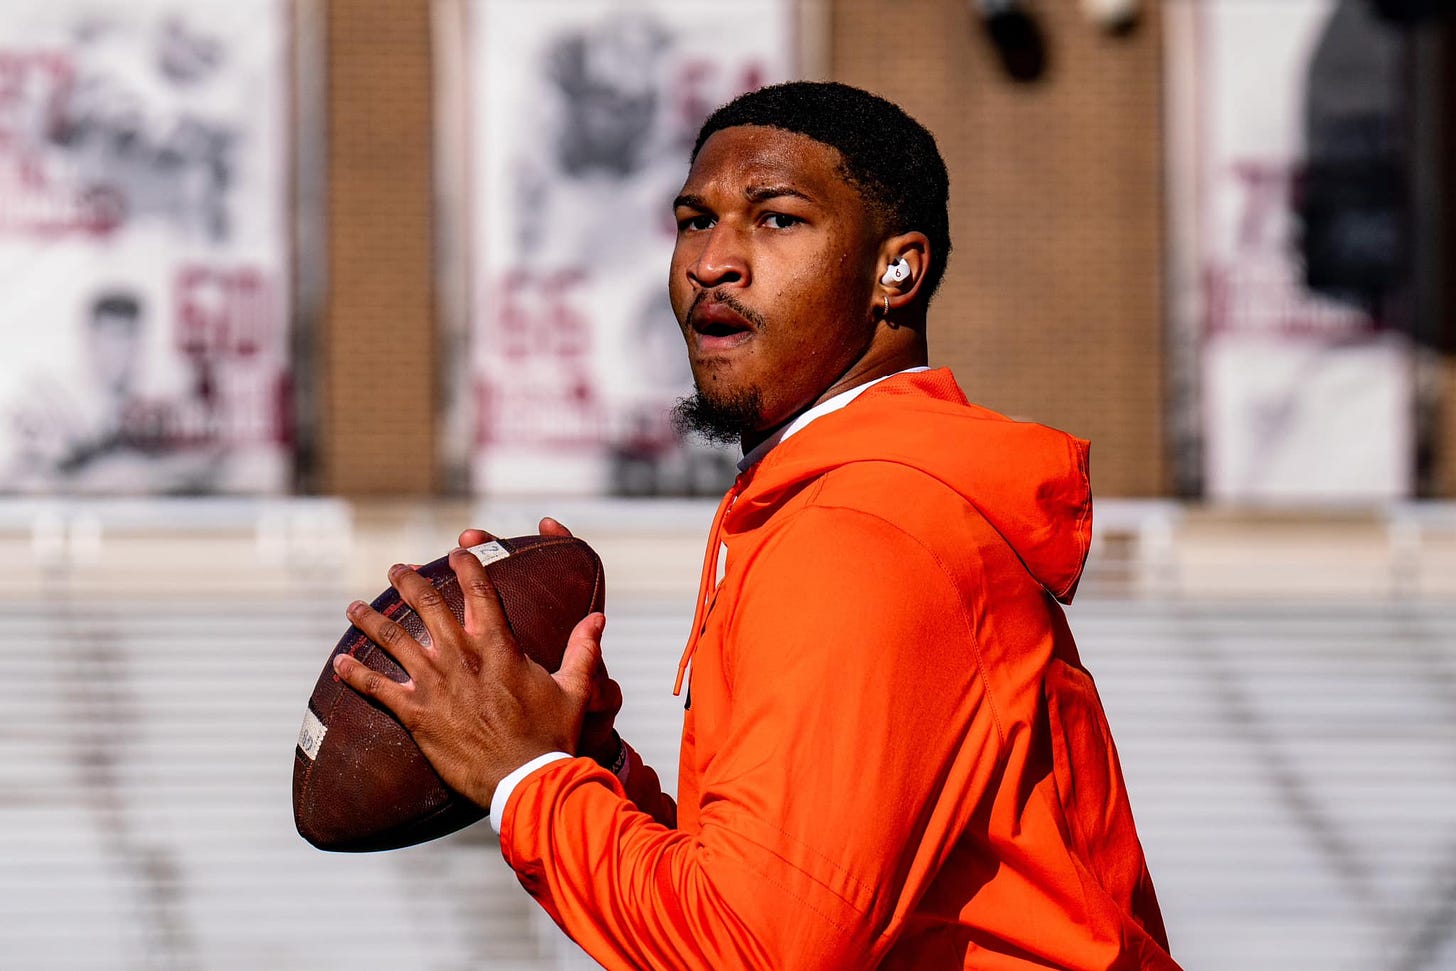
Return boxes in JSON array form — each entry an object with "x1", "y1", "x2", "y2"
[{"x1": 336, "y1": 82, "x2": 1181, "y2": 970}]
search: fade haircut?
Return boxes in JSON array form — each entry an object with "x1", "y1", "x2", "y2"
[{"x1": 692, "y1": 81, "x2": 952, "y2": 304}]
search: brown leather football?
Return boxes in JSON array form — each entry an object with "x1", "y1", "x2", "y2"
[{"x1": 293, "y1": 534, "x2": 605, "y2": 852}]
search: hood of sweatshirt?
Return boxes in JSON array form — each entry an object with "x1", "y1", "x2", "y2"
[
  {"x1": 732, "y1": 367, "x2": 1092, "y2": 603},
  {"x1": 673, "y1": 368, "x2": 1092, "y2": 695}
]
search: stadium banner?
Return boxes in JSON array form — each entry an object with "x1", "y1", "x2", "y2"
[
  {"x1": 466, "y1": 0, "x2": 795, "y2": 496},
  {"x1": 1179, "y1": 0, "x2": 1413, "y2": 502},
  {"x1": 0, "y1": 0, "x2": 292, "y2": 494}
]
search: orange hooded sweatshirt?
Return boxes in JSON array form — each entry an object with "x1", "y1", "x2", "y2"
[{"x1": 500, "y1": 368, "x2": 1181, "y2": 970}]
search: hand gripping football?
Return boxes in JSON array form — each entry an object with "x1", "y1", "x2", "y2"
[{"x1": 293, "y1": 535, "x2": 605, "y2": 851}]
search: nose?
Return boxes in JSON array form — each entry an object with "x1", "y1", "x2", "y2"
[{"x1": 685, "y1": 224, "x2": 746, "y2": 290}]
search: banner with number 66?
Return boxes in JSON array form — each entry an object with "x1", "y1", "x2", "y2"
[{"x1": 467, "y1": 0, "x2": 794, "y2": 496}]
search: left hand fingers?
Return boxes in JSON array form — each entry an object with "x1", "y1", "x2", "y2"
[
  {"x1": 334, "y1": 650, "x2": 416, "y2": 721},
  {"x1": 388, "y1": 564, "x2": 462, "y2": 651},
  {"x1": 447, "y1": 547, "x2": 516, "y2": 652},
  {"x1": 346, "y1": 599, "x2": 430, "y2": 679}
]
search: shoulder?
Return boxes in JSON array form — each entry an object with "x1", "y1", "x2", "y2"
[
  {"x1": 727, "y1": 502, "x2": 977, "y2": 676},
  {"x1": 806, "y1": 460, "x2": 1004, "y2": 561},
  {"x1": 731, "y1": 476, "x2": 979, "y2": 627},
  {"x1": 756, "y1": 496, "x2": 951, "y2": 577},
  {"x1": 786, "y1": 460, "x2": 1044, "y2": 615}
]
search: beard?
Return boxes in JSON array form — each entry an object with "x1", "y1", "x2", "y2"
[{"x1": 671, "y1": 383, "x2": 764, "y2": 446}]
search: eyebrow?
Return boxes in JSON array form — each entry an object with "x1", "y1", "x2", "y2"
[
  {"x1": 672, "y1": 185, "x2": 817, "y2": 211},
  {"x1": 744, "y1": 184, "x2": 814, "y2": 205}
]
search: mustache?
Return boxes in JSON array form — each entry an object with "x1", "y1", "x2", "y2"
[{"x1": 688, "y1": 289, "x2": 767, "y2": 331}]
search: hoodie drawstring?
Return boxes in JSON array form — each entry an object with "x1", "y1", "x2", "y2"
[{"x1": 674, "y1": 479, "x2": 741, "y2": 696}]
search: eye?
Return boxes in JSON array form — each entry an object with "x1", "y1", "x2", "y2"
[
  {"x1": 763, "y1": 212, "x2": 801, "y2": 230},
  {"x1": 678, "y1": 213, "x2": 715, "y2": 232}
]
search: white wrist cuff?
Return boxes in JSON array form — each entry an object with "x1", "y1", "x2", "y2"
[{"x1": 489, "y1": 751, "x2": 571, "y2": 834}]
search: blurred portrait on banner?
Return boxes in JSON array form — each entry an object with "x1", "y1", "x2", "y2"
[
  {"x1": 0, "y1": 0, "x2": 292, "y2": 494},
  {"x1": 468, "y1": 0, "x2": 794, "y2": 496},
  {"x1": 1184, "y1": 0, "x2": 1414, "y2": 501}
]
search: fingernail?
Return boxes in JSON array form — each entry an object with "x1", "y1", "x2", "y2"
[
  {"x1": 347, "y1": 600, "x2": 366, "y2": 616},
  {"x1": 332, "y1": 654, "x2": 350, "y2": 673},
  {"x1": 389, "y1": 563, "x2": 406, "y2": 577}
]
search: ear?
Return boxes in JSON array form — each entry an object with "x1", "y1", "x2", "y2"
[{"x1": 875, "y1": 232, "x2": 931, "y2": 315}]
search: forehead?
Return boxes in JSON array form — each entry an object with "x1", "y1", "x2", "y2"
[{"x1": 680, "y1": 125, "x2": 854, "y2": 202}]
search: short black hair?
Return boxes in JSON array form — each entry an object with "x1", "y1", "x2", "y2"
[{"x1": 692, "y1": 81, "x2": 952, "y2": 304}]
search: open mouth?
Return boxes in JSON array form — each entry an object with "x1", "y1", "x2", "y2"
[
  {"x1": 696, "y1": 319, "x2": 750, "y2": 338},
  {"x1": 690, "y1": 303, "x2": 756, "y2": 349}
]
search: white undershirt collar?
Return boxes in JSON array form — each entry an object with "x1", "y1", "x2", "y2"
[{"x1": 737, "y1": 366, "x2": 931, "y2": 473}]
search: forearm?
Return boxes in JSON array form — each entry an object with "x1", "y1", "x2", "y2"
[{"x1": 500, "y1": 759, "x2": 868, "y2": 971}]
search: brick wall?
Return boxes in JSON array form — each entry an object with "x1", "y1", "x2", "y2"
[
  {"x1": 831, "y1": 0, "x2": 1167, "y2": 497},
  {"x1": 1441, "y1": 361, "x2": 1456, "y2": 497},
  {"x1": 321, "y1": 0, "x2": 438, "y2": 495},
  {"x1": 1437, "y1": 26, "x2": 1456, "y2": 498}
]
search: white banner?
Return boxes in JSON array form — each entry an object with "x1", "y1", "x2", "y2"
[
  {"x1": 0, "y1": 0, "x2": 292, "y2": 494},
  {"x1": 1184, "y1": 0, "x2": 1413, "y2": 501},
  {"x1": 468, "y1": 0, "x2": 794, "y2": 496}
]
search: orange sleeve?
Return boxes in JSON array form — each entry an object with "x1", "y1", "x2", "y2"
[{"x1": 499, "y1": 507, "x2": 1001, "y2": 969}]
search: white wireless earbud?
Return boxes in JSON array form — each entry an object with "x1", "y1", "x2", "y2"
[{"x1": 880, "y1": 259, "x2": 910, "y2": 286}]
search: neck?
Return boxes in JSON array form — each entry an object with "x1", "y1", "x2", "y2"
[{"x1": 738, "y1": 333, "x2": 928, "y2": 453}]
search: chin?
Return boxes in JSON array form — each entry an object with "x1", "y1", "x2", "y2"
[
  {"x1": 673, "y1": 380, "x2": 765, "y2": 444},
  {"x1": 689, "y1": 363, "x2": 742, "y2": 398}
]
